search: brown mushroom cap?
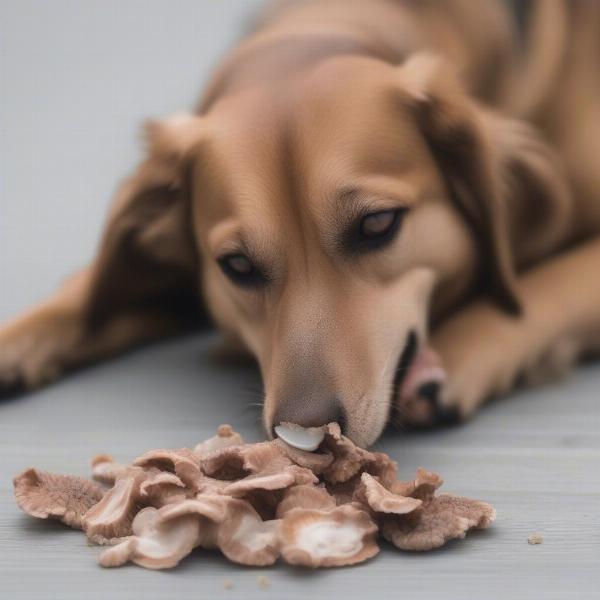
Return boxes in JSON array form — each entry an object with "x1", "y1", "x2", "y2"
[
  {"x1": 321, "y1": 423, "x2": 397, "y2": 485},
  {"x1": 13, "y1": 468, "x2": 104, "y2": 529},
  {"x1": 14, "y1": 424, "x2": 497, "y2": 569},
  {"x1": 82, "y1": 467, "x2": 147, "y2": 542},
  {"x1": 276, "y1": 484, "x2": 337, "y2": 518},
  {"x1": 99, "y1": 506, "x2": 202, "y2": 569},
  {"x1": 194, "y1": 424, "x2": 244, "y2": 458},
  {"x1": 381, "y1": 493, "x2": 497, "y2": 551},
  {"x1": 223, "y1": 465, "x2": 317, "y2": 497},
  {"x1": 273, "y1": 439, "x2": 334, "y2": 474},
  {"x1": 201, "y1": 442, "x2": 291, "y2": 479},
  {"x1": 391, "y1": 468, "x2": 443, "y2": 501},
  {"x1": 279, "y1": 504, "x2": 379, "y2": 567},
  {"x1": 358, "y1": 473, "x2": 423, "y2": 515},
  {"x1": 133, "y1": 448, "x2": 202, "y2": 490},
  {"x1": 91, "y1": 455, "x2": 127, "y2": 485},
  {"x1": 216, "y1": 498, "x2": 280, "y2": 566},
  {"x1": 139, "y1": 471, "x2": 188, "y2": 507}
]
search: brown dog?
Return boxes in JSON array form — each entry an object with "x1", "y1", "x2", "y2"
[{"x1": 1, "y1": 0, "x2": 600, "y2": 447}]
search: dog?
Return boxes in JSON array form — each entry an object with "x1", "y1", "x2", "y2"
[{"x1": 1, "y1": 0, "x2": 600, "y2": 447}]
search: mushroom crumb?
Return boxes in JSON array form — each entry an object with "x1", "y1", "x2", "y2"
[
  {"x1": 13, "y1": 424, "x2": 496, "y2": 569},
  {"x1": 256, "y1": 574, "x2": 270, "y2": 588},
  {"x1": 528, "y1": 533, "x2": 543, "y2": 545}
]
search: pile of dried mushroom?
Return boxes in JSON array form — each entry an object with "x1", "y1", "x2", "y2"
[{"x1": 13, "y1": 423, "x2": 495, "y2": 569}]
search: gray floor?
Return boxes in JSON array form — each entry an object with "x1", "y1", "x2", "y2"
[{"x1": 1, "y1": 2, "x2": 599, "y2": 599}]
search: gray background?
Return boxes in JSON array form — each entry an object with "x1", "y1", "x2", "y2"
[{"x1": 1, "y1": 2, "x2": 598, "y2": 599}]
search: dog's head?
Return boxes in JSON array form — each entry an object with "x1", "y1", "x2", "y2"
[{"x1": 95, "y1": 54, "x2": 568, "y2": 446}]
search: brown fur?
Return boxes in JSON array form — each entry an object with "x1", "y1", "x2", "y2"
[{"x1": 2, "y1": 0, "x2": 599, "y2": 447}]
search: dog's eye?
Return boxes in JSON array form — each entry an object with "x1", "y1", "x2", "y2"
[
  {"x1": 218, "y1": 253, "x2": 265, "y2": 288},
  {"x1": 352, "y1": 209, "x2": 405, "y2": 252},
  {"x1": 360, "y1": 210, "x2": 397, "y2": 238}
]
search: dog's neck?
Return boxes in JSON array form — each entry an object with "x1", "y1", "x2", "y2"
[{"x1": 198, "y1": 0, "x2": 517, "y2": 114}]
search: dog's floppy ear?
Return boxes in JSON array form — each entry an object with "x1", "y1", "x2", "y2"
[
  {"x1": 84, "y1": 113, "x2": 207, "y2": 328},
  {"x1": 397, "y1": 54, "x2": 570, "y2": 316}
]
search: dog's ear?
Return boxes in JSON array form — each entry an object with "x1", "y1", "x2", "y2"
[
  {"x1": 84, "y1": 113, "x2": 207, "y2": 328},
  {"x1": 397, "y1": 54, "x2": 571, "y2": 316}
]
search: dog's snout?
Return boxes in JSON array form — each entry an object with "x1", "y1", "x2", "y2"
[{"x1": 272, "y1": 397, "x2": 346, "y2": 434}]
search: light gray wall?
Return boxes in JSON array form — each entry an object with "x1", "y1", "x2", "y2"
[{"x1": 0, "y1": 0, "x2": 263, "y2": 321}]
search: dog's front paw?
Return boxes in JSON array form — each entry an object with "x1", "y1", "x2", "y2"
[
  {"x1": 0, "y1": 315, "x2": 72, "y2": 398},
  {"x1": 393, "y1": 345, "x2": 460, "y2": 428}
]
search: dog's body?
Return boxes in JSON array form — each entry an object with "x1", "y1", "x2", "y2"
[{"x1": 2, "y1": 0, "x2": 600, "y2": 446}]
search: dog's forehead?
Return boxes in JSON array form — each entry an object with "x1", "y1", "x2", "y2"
[{"x1": 194, "y1": 58, "x2": 435, "y2": 232}]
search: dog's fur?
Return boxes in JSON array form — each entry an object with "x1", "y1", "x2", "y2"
[{"x1": 2, "y1": 0, "x2": 600, "y2": 447}]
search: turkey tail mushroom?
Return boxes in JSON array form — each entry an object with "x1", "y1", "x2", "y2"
[
  {"x1": 381, "y1": 494, "x2": 497, "y2": 551},
  {"x1": 13, "y1": 468, "x2": 104, "y2": 529}
]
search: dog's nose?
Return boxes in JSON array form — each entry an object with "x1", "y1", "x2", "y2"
[{"x1": 272, "y1": 398, "x2": 346, "y2": 436}]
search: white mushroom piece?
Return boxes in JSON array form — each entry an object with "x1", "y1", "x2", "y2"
[
  {"x1": 279, "y1": 504, "x2": 379, "y2": 567},
  {"x1": 274, "y1": 422, "x2": 326, "y2": 451},
  {"x1": 13, "y1": 468, "x2": 104, "y2": 529}
]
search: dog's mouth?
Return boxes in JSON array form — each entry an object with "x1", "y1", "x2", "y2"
[
  {"x1": 391, "y1": 330, "x2": 419, "y2": 402},
  {"x1": 388, "y1": 329, "x2": 448, "y2": 423}
]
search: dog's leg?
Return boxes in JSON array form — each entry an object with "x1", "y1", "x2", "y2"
[
  {"x1": 0, "y1": 114, "x2": 211, "y2": 397},
  {"x1": 0, "y1": 268, "x2": 192, "y2": 395},
  {"x1": 427, "y1": 236, "x2": 600, "y2": 420}
]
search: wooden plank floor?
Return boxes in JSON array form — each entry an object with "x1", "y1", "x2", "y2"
[
  {"x1": 1, "y1": 1, "x2": 598, "y2": 598},
  {"x1": 0, "y1": 333, "x2": 599, "y2": 600}
]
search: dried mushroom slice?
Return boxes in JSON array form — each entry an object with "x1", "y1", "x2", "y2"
[
  {"x1": 13, "y1": 468, "x2": 104, "y2": 529},
  {"x1": 99, "y1": 506, "x2": 201, "y2": 569},
  {"x1": 139, "y1": 471, "x2": 188, "y2": 506},
  {"x1": 201, "y1": 441, "x2": 292, "y2": 480},
  {"x1": 321, "y1": 423, "x2": 387, "y2": 484},
  {"x1": 279, "y1": 504, "x2": 379, "y2": 567},
  {"x1": 82, "y1": 467, "x2": 147, "y2": 542},
  {"x1": 276, "y1": 484, "x2": 336, "y2": 518},
  {"x1": 13, "y1": 423, "x2": 498, "y2": 570},
  {"x1": 100, "y1": 495, "x2": 231, "y2": 569},
  {"x1": 193, "y1": 424, "x2": 244, "y2": 458},
  {"x1": 91, "y1": 455, "x2": 127, "y2": 485},
  {"x1": 381, "y1": 493, "x2": 496, "y2": 551},
  {"x1": 391, "y1": 468, "x2": 443, "y2": 501},
  {"x1": 364, "y1": 451, "x2": 398, "y2": 488},
  {"x1": 133, "y1": 448, "x2": 202, "y2": 490},
  {"x1": 358, "y1": 473, "x2": 422, "y2": 515},
  {"x1": 216, "y1": 498, "x2": 280, "y2": 566},
  {"x1": 273, "y1": 439, "x2": 334, "y2": 474},
  {"x1": 162, "y1": 495, "x2": 229, "y2": 526},
  {"x1": 223, "y1": 465, "x2": 317, "y2": 498}
]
